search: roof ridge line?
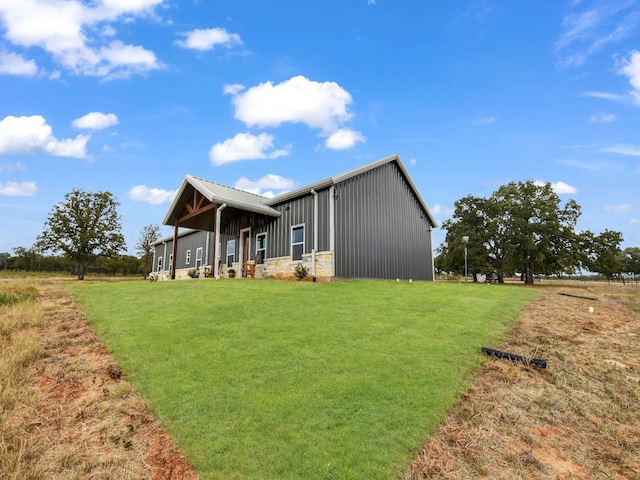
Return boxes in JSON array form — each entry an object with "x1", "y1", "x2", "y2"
[{"x1": 186, "y1": 174, "x2": 271, "y2": 202}]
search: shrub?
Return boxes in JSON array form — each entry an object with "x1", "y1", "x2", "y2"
[
  {"x1": 188, "y1": 268, "x2": 200, "y2": 279},
  {"x1": 294, "y1": 263, "x2": 308, "y2": 280}
]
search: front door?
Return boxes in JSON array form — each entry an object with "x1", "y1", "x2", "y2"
[{"x1": 240, "y1": 228, "x2": 251, "y2": 277}]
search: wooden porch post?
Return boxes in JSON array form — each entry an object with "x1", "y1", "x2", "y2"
[{"x1": 171, "y1": 223, "x2": 178, "y2": 280}]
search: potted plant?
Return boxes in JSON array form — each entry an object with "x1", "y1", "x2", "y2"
[{"x1": 228, "y1": 268, "x2": 236, "y2": 278}]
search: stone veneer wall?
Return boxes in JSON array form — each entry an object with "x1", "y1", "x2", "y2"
[
  {"x1": 159, "y1": 251, "x2": 334, "y2": 281},
  {"x1": 259, "y1": 251, "x2": 333, "y2": 281}
]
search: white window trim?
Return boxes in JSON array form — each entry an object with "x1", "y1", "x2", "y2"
[
  {"x1": 227, "y1": 239, "x2": 235, "y2": 268},
  {"x1": 256, "y1": 232, "x2": 267, "y2": 264},
  {"x1": 169, "y1": 254, "x2": 173, "y2": 272},
  {"x1": 186, "y1": 249, "x2": 191, "y2": 265},
  {"x1": 291, "y1": 224, "x2": 305, "y2": 261},
  {"x1": 157, "y1": 257, "x2": 162, "y2": 272},
  {"x1": 196, "y1": 247, "x2": 203, "y2": 268}
]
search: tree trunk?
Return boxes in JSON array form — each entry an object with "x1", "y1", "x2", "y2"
[
  {"x1": 77, "y1": 262, "x2": 86, "y2": 280},
  {"x1": 524, "y1": 257, "x2": 534, "y2": 284}
]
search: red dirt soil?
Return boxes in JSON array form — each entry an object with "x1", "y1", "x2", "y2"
[{"x1": 26, "y1": 283, "x2": 199, "y2": 479}]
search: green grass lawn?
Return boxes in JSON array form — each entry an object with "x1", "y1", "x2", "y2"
[{"x1": 68, "y1": 279, "x2": 540, "y2": 480}]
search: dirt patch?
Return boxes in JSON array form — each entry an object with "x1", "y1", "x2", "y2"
[
  {"x1": 7, "y1": 282, "x2": 198, "y2": 479},
  {"x1": 406, "y1": 284, "x2": 640, "y2": 479}
]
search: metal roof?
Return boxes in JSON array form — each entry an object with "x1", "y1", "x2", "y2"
[
  {"x1": 162, "y1": 175, "x2": 281, "y2": 228},
  {"x1": 266, "y1": 154, "x2": 437, "y2": 227},
  {"x1": 164, "y1": 154, "x2": 437, "y2": 229}
]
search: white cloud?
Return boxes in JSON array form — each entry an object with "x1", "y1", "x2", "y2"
[
  {"x1": 0, "y1": 51, "x2": 38, "y2": 76},
  {"x1": 473, "y1": 116, "x2": 496, "y2": 125},
  {"x1": 0, "y1": 180, "x2": 38, "y2": 196},
  {"x1": 227, "y1": 75, "x2": 354, "y2": 133},
  {"x1": 559, "y1": 158, "x2": 620, "y2": 171},
  {"x1": 209, "y1": 132, "x2": 290, "y2": 166},
  {"x1": 588, "y1": 112, "x2": 615, "y2": 123},
  {"x1": 325, "y1": 128, "x2": 365, "y2": 150},
  {"x1": 604, "y1": 204, "x2": 637, "y2": 213},
  {"x1": 223, "y1": 83, "x2": 245, "y2": 95},
  {"x1": 126, "y1": 185, "x2": 176, "y2": 204},
  {"x1": 72, "y1": 112, "x2": 119, "y2": 130},
  {"x1": 555, "y1": 4, "x2": 640, "y2": 68},
  {"x1": 535, "y1": 180, "x2": 578, "y2": 194},
  {"x1": 0, "y1": 115, "x2": 89, "y2": 158},
  {"x1": 0, "y1": 161, "x2": 26, "y2": 173},
  {"x1": 408, "y1": 158, "x2": 417, "y2": 166},
  {"x1": 431, "y1": 204, "x2": 454, "y2": 216},
  {"x1": 618, "y1": 50, "x2": 640, "y2": 104},
  {"x1": 175, "y1": 28, "x2": 242, "y2": 51},
  {"x1": 0, "y1": 0, "x2": 164, "y2": 78},
  {"x1": 551, "y1": 181, "x2": 578, "y2": 194},
  {"x1": 234, "y1": 174, "x2": 295, "y2": 197},
  {"x1": 600, "y1": 143, "x2": 640, "y2": 156},
  {"x1": 581, "y1": 91, "x2": 628, "y2": 103}
]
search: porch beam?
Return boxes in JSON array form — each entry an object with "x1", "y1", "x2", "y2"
[{"x1": 177, "y1": 202, "x2": 217, "y2": 224}]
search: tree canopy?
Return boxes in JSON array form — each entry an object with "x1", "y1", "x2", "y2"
[
  {"x1": 435, "y1": 180, "x2": 623, "y2": 284},
  {"x1": 36, "y1": 189, "x2": 126, "y2": 280},
  {"x1": 136, "y1": 224, "x2": 160, "y2": 278}
]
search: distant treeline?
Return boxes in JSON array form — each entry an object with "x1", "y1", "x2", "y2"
[{"x1": 0, "y1": 248, "x2": 143, "y2": 277}]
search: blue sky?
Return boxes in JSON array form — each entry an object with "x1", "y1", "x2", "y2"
[{"x1": 1, "y1": 0, "x2": 639, "y2": 257}]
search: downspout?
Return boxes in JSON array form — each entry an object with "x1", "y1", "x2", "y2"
[
  {"x1": 214, "y1": 203, "x2": 227, "y2": 279},
  {"x1": 311, "y1": 189, "x2": 318, "y2": 282},
  {"x1": 429, "y1": 226, "x2": 435, "y2": 281},
  {"x1": 329, "y1": 185, "x2": 335, "y2": 277}
]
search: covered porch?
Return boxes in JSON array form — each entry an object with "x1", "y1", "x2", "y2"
[{"x1": 162, "y1": 175, "x2": 280, "y2": 280}]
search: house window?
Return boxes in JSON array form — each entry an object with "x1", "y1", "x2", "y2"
[
  {"x1": 157, "y1": 257, "x2": 162, "y2": 272},
  {"x1": 186, "y1": 250, "x2": 191, "y2": 265},
  {"x1": 196, "y1": 247, "x2": 203, "y2": 268},
  {"x1": 256, "y1": 233, "x2": 266, "y2": 264},
  {"x1": 291, "y1": 225, "x2": 304, "y2": 261},
  {"x1": 227, "y1": 240, "x2": 235, "y2": 268},
  {"x1": 169, "y1": 254, "x2": 173, "y2": 272}
]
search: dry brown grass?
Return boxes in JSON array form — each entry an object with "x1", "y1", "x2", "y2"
[
  {"x1": 3, "y1": 279, "x2": 639, "y2": 479},
  {"x1": 406, "y1": 284, "x2": 640, "y2": 479},
  {"x1": 0, "y1": 280, "x2": 197, "y2": 480}
]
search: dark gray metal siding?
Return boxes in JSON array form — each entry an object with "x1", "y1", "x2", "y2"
[
  {"x1": 334, "y1": 161, "x2": 434, "y2": 280},
  {"x1": 154, "y1": 230, "x2": 211, "y2": 270},
  {"x1": 266, "y1": 188, "x2": 331, "y2": 259}
]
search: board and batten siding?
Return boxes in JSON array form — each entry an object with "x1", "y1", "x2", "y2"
[
  {"x1": 154, "y1": 230, "x2": 212, "y2": 271},
  {"x1": 333, "y1": 161, "x2": 434, "y2": 280},
  {"x1": 266, "y1": 187, "x2": 331, "y2": 259}
]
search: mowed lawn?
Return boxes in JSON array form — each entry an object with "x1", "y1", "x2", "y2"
[{"x1": 68, "y1": 279, "x2": 539, "y2": 480}]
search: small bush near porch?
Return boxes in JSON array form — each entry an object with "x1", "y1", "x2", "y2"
[{"x1": 68, "y1": 280, "x2": 539, "y2": 480}]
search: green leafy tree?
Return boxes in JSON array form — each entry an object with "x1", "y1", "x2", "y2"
[
  {"x1": 622, "y1": 247, "x2": 640, "y2": 283},
  {"x1": 0, "y1": 252, "x2": 9, "y2": 270},
  {"x1": 436, "y1": 195, "x2": 508, "y2": 281},
  {"x1": 36, "y1": 189, "x2": 126, "y2": 280},
  {"x1": 580, "y1": 229, "x2": 624, "y2": 283},
  {"x1": 492, "y1": 181, "x2": 581, "y2": 284},
  {"x1": 437, "y1": 181, "x2": 582, "y2": 284},
  {"x1": 136, "y1": 224, "x2": 161, "y2": 278}
]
